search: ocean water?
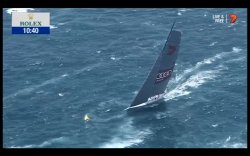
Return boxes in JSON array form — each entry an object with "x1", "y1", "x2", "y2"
[{"x1": 3, "y1": 8, "x2": 247, "y2": 148}]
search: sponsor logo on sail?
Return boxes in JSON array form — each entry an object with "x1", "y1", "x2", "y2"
[
  {"x1": 167, "y1": 45, "x2": 176, "y2": 55},
  {"x1": 155, "y1": 66, "x2": 174, "y2": 83}
]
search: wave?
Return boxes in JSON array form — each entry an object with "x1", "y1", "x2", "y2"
[
  {"x1": 3, "y1": 73, "x2": 69, "y2": 100},
  {"x1": 222, "y1": 142, "x2": 247, "y2": 148},
  {"x1": 164, "y1": 47, "x2": 243, "y2": 101},
  {"x1": 175, "y1": 53, "x2": 221, "y2": 82},
  {"x1": 50, "y1": 25, "x2": 58, "y2": 29},
  {"x1": 165, "y1": 70, "x2": 218, "y2": 101},
  {"x1": 10, "y1": 136, "x2": 70, "y2": 148},
  {"x1": 4, "y1": 63, "x2": 101, "y2": 100},
  {"x1": 6, "y1": 8, "x2": 35, "y2": 14},
  {"x1": 207, "y1": 139, "x2": 247, "y2": 148},
  {"x1": 232, "y1": 47, "x2": 242, "y2": 53},
  {"x1": 127, "y1": 47, "x2": 242, "y2": 110},
  {"x1": 175, "y1": 47, "x2": 242, "y2": 82},
  {"x1": 178, "y1": 8, "x2": 191, "y2": 12},
  {"x1": 99, "y1": 118, "x2": 151, "y2": 148},
  {"x1": 225, "y1": 56, "x2": 245, "y2": 63},
  {"x1": 209, "y1": 42, "x2": 218, "y2": 46},
  {"x1": 74, "y1": 63, "x2": 101, "y2": 74}
]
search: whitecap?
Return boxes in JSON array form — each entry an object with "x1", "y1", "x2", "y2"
[
  {"x1": 224, "y1": 143, "x2": 247, "y2": 148},
  {"x1": 61, "y1": 74, "x2": 69, "y2": 77},
  {"x1": 74, "y1": 63, "x2": 100, "y2": 75},
  {"x1": 143, "y1": 21, "x2": 155, "y2": 26},
  {"x1": 99, "y1": 119, "x2": 151, "y2": 148},
  {"x1": 209, "y1": 42, "x2": 218, "y2": 46},
  {"x1": 6, "y1": 8, "x2": 34, "y2": 14},
  {"x1": 10, "y1": 145, "x2": 34, "y2": 148},
  {"x1": 225, "y1": 136, "x2": 231, "y2": 142},
  {"x1": 175, "y1": 51, "x2": 231, "y2": 82},
  {"x1": 36, "y1": 90, "x2": 44, "y2": 94},
  {"x1": 155, "y1": 112, "x2": 167, "y2": 119},
  {"x1": 4, "y1": 74, "x2": 68, "y2": 100},
  {"x1": 132, "y1": 91, "x2": 138, "y2": 95},
  {"x1": 29, "y1": 61, "x2": 42, "y2": 66},
  {"x1": 184, "y1": 116, "x2": 191, "y2": 122},
  {"x1": 38, "y1": 136, "x2": 70, "y2": 147},
  {"x1": 50, "y1": 25, "x2": 58, "y2": 29},
  {"x1": 105, "y1": 109, "x2": 111, "y2": 112},
  {"x1": 58, "y1": 22, "x2": 66, "y2": 26},
  {"x1": 177, "y1": 12, "x2": 182, "y2": 16},
  {"x1": 165, "y1": 70, "x2": 218, "y2": 101},
  {"x1": 203, "y1": 59, "x2": 213, "y2": 64},
  {"x1": 208, "y1": 141, "x2": 246, "y2": 148},
  {"x1": 9, "y1": 137, "x2": 70, "y2": 148},
  {"x1": 211, "y1": 124, "x2": 218, "y2": 127},
  {"x1": 232, "y1": 47, "x2": 242, "y2": 53},
  {"x1": 65, "y1": 29, "x2": 71, "y2": 32},
  {"x1": 178, "y1": 8, "x2": 190, "y2": 12},
  {"x1": 58, "y1": 93, "x2": 64, "y2": 96}
]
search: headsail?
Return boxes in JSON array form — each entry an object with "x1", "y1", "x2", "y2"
[{"x1": 129, "y1": 22, "x2": 181, "y2": 109}]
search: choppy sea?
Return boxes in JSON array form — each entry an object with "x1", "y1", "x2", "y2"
[{"x1": 3, "y1": 8, "x2": 247, "y2": 148}]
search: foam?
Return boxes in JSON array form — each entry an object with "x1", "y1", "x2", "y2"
[
  {"x1": 9, "y1": 137, "x2": 69, "y2": 148},
  {"x1": 225, "y1": 136, "x2": 231, "y2": 142},
  {"x1": 50, "y1": 25, "x2": 58, "y2": 29},
  {"x1": 177, "y1": 12, "x2": 182, "y2": 16},
  {"x1": 6, "y1": 8, "x2": 35, "y2": 14},
  {"x1": 223, "y1": 143, "x2": 247, "y2": 148},
  {"x1": 232, "y1": 47, "x2": 242, "y2": 53},
  {"x1": 4, "y1": 73, "x2": 69, "y2": 100},
  {"x1": 208, "y1": 141, "x2": 247, "y2": 148},
  {"x1": 132, "y1": 91, "x2": 138, "y2": 95},
  {"x1": 99, "y1": 119, "x2": 151, "y2": 148},
  {"x1": 209, "y1": 42, "x2": 218, "y2": 46},
  {"x1": 165, "y1": 70, "x2": 218, "y2": 102},
  {"x1": 36, "y1": 136, "x2": 69, "y2": 147},
  {"x1": 110, "y1": 56, "x2": 121, "y2": 61},
  {"x1": 61, "y1": 74, "x2": 69, "y2": 77},
  {"x1": 58, "y1": 93, "x2": 64, "y2": 97},
  {"x1": 211, "y1": 124, "x2": 218, "y2": 127},
  {"x1": 126, "y1": 41, "x2": 243, "y2": 116},
  {"x1": 58, "y1": 23, "x2": 66, "y2": 26},
  {"x1": 225, "y1": 56, "x2": 245, "y2": 63},
  {"x1": 178, "y1": 8, "x2": 191, "y2": 12},
  {"x1": 175, "y1": 50, "x2": 232, "y2": 82},
  {"x1": 74, "y1": 63, "x2": 101, "y2": 75}
]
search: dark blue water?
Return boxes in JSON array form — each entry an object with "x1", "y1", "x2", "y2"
[{"x1": 3, "y1": 8, "x2": 247, "y2": 148}]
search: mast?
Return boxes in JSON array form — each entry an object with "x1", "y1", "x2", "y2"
[{"x1": 128, "y1": 22, "x2": 181, "y2": 109}]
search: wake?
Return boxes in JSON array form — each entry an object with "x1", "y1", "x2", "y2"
[
  {"x1": 164, "y1": 47, "x2": 242, "y2": 102},
  {"x1": 99, "y1": 118, "x2": 152, "y2": 148},
  {"x1": 125, "y1": 47, "x2": 243, "y2": 110}
]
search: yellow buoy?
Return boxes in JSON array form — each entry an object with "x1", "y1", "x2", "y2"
[{"x1": 84, "y1": 114, "x2": 90, "y2": 122}]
